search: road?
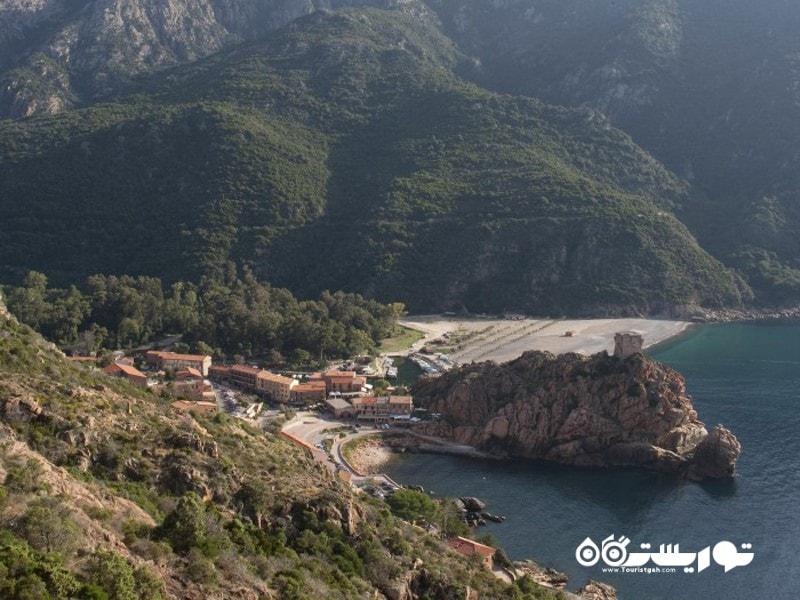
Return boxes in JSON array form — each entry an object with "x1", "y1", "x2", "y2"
[{"x1": 282, "y1": 412, "x2": 403, "y2": 488}]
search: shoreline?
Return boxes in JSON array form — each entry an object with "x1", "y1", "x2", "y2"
[
  {"x1": 398, "y1": 316, "x2": 692, "y2": 364},
  {"x1": 343, "y1": 432, "x2": 497, "y2": 475}
]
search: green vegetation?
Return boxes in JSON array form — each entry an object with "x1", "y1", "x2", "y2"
[
  {"x1": 3, "y1": 268, "x2": 404, "y2": 365},
  {"x1": 0, "y1": 4, "x2": 746, "y2": 314},
  {"x1": 0, "y1": 301, "x2": 564, "y2": 598},
  {"x1": 386, "y1": 489, "x2": 438, "y2": 523},
  {"x1": 428, "y1": 0, "x2": 800, "y2": 307},
  {"x1": 378, "y1": 325, "x2": 425, "y2": 354}
]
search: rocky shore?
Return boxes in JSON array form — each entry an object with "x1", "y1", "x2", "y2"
[
  {"x1": 690, "y1": 304, "x2": 800, "y2": 323},
  {"x1": 411, "y1": 350, "x2": 741, "y2": 480}
]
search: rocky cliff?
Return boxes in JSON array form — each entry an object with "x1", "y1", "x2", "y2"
[
  {"x1": 413, "y1": 350, "x2": 740, "y2": 479},
  {"x1": 0, "y1": 0, "x2": 412, "y2": 117}
]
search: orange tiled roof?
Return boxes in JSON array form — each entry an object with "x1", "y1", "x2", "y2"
[
  {"x1": 324, "y1": 369, "x2": 357, "y2": 378},
  {"x1": 257, "y1": 371, "x2": 295, "y2": 385},
  {"x1": 104, "y1": 363, "x2": 146, "y2": 379},
  {"x1": 177, "y1": 367, "x2": 203, "y2": 379},
  {"x1": 230, "y1": 365, "x2": 262, "y2": 376},
  {"x1": 447, "y1": 536, "x2": 495, "y2": 559},
  {"x1": 293, "y1": 382, "x2": 326, "y2": 392},
  {"x1": 353, "y1": 397, "x2": 377, "y2": 405},
  {"x1": 388, "y1": 396, "x2": 413, "y2": 404},
  {"x1": 158, "y1": 352, "x2": 210, "y2": 362}
]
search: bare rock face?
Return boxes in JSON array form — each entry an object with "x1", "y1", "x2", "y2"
[
  {"x1": 689, "y1": 424, "x2": 741, "y2": 480},
  {"x1": 414, "y1": 351, "x2": 740, "y2": 479},
  {"x1": 577, "y1": 580, "x2": 619, "y2": 600},
  {"x1": 1, "y1": 396, "x2": 43, "y2": 423},
  {"x1": 0, "y1": 0, "x2": 404, "y2": 118}
]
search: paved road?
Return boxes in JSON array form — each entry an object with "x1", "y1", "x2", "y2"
[{"x1": 283, "y1": 412, "x2": 403, "y2": 488}]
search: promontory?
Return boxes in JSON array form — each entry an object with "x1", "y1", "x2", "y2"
[{"x1": 413, "y1": 350, "x2": 741, "y2": 480}]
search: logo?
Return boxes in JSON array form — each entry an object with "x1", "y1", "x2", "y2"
[{"x1": 575, "y1": 535, "x2": 754, "y2": 574}]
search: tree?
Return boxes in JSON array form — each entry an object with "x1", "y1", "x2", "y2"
[
  {"x1": 86, "y1": 549, "x2": 136, "y2": 600},
  {"x1": 17, "y1": 500, "x2": 79, "y2": 554},
  {"x1": 155, "y1": 493, "x2": 206, "y2": 554},
  {"x1": 386, "y1": 489, "x2": 438, "y2": 523}
]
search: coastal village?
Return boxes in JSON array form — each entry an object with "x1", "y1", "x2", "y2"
[
  {"x1": 94, "y1": 349, "x2": 417, "y2": 424},
  {"x1": 70, "y1": 317, "x2": 663, "y2": 593}
]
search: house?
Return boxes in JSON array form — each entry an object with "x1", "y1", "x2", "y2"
[
  {"x1": 447, "y1": 537, "x2": 496, "y2": 568},
  {"x1": 290, "y1": 380, "x2": 327, "y2": 405},
  {"x1": 173, "y1": 368, "x2": 215, "y2": 401},
  {"x1": 208, "y1": 365, "x2": 231, "y2": 380},
  {"x1": 145, "y1": 351, "x2": 212, "y2": 376},
  {"x1": 229, "y1": 365, "x2": 261, "y2": 390},
  {"x1": 351, "y1": 395, "x2": 414, "y2": 422},
  {"x1": 176, "y1": 367, "x2": 203, "y2": 381},
  {"x1": 256, "y1": 371, "x2": 298, "y2": 403},
  {"x1": 103, "y1": 363, "x2": 148, "y2": 388},
  {"x1": 309, "y1": 370, "x2": 367, "y2": 396},
  {"x1": 325, "y1": 397, "x2": 355, "y2": 419}
]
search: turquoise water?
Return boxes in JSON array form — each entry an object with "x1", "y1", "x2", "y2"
[
  {"x1": 391, "y1": 356, "x2": 423, "y2": 387},
  {"x1": 385, "y1": 323, "x2": 800, "y2": 600}
]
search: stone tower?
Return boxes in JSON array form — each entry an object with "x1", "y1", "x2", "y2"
[{"x1": 614, "y1": 331, "x2": 643, "y2": 359}]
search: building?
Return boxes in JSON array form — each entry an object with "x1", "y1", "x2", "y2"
[
  {"x1": 447, "y1": 536, "x2": 496, "y2": 568},
  {"x1": 325, "y1": 397, "x2": 355, "y2": 419},
  {"x1": 176, "y1": 367, "x2": 203, "y2": 381},
  {"x1": 173, "y1": 368, "x2": 215, "y2": 401},
  {"x1": 351, "y1": 395, "x2": 414, "y2": 422},
  {"x1": 256, "y1": 371, "x2": 298, "y2": 403},
  {"x1": 145, "y1": 351, "x2": 212, "y2": 376},
  {"x1": 103, "y1": 363, "x2": 148, "y2": 388},
  {"x1": 309, "y1": 370, "x2": 368, "y2": 396},
  {"x1": 290, "y1": 381, "x2": 327, "y2": 405},
  {"x1": 229, "y1": 365, "x2": 261, "y2": 390},
  {"x1": 208, "y1": 365, "x2": 231, "y2": 380},
  {"x1": 614, "y1": 331, "x2": 644, "y2": 359}
]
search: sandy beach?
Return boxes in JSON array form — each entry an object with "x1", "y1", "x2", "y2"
[
  {"x1": 397, "y1": 316, "x2": 690, "y2": 364},
  {"x1": 345, "y1": 437, "x2": 396, "y2": 475}
]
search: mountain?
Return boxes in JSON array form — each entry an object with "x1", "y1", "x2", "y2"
[
  {"x1": 425, "y1": 0, "x2": 800, "y2": 304},
  {"x1": 0, "y1": 0, "x2": 400, "y2": 118},
  {"x1": 0, "y1": 293, "x2": 575, "y2": 599},
  {"x1": 0, "y1": 3, "x2": 745, "y2": 315}
]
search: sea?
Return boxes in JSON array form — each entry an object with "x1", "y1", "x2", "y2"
[{"x1": 384, "y1": 323, "x2": 800, "y2": 600}]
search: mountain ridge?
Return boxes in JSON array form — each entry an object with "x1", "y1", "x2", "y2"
[{"x1": 0, "y1": 4, "x2": 747, "y2": 315}]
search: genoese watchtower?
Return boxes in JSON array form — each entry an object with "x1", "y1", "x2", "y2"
[{"x1": 614, "y1": 331, "x2": 643, "y2": 359}]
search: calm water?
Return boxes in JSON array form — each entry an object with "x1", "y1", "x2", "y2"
[{"x1": 385, "y1": 323, "x2": 800, "y2": 600}]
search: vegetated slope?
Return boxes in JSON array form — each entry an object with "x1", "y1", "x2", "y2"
[
  {"x1": 0, "y1": 4, "x2": 745, "y2": 315},
  {"x1": 0, "y1": 297, "x2": 563, "y2": 598},
  {"x1": 426, "y1": 0, "x2": 800, "y2": 305}
]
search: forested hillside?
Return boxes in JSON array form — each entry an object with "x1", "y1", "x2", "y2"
[
  {"x1": 426, "y1": 0, "x2": 800, "y2": 305},
  {"x1": 2, "y1": 268, "x2": 404, "y2": 365},
  {"x1": 0, "y1": 4, "x2": 746, "y2": 315}
]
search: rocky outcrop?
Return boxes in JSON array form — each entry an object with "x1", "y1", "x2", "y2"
[
  {"x1": 576, "y1": 580, "x2": 619, "y2": 600},
  {"x1": 689, "y1": 424, "x2": 741, "y2": 480},
  {"x1": 413, "y1": 351, "x2": 740, "y2": 479}
]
